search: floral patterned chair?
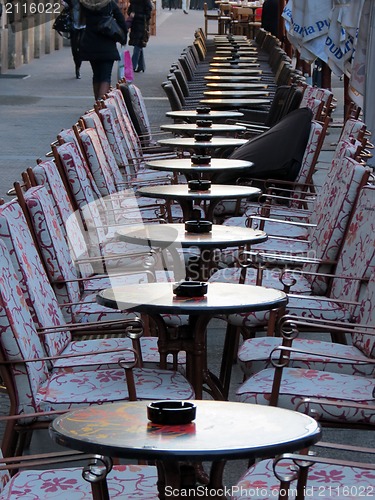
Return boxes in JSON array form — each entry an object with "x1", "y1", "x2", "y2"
[
  {"x1": 0, "y1": 423, "x2": 159, "y2": 499},
  {"x1": 210, "y1": 184, "x2": 375, "y2": 354},
  {"x1": 0, "y1": 239, "x2": 194, "y2": 456},
  {"x1": 0, "y1": 196, "x2": 187, "y2": 371},
  {"x1": 30, "y1": 155, "x2": 190, "y2": 331},
  {"x1": 231, "y1": 438, "x2": 375, "y2": 499},
  {"x1": 210, "y1": 159, "x2": 371, "y2": 296},
  {"x1": 214, "y1": 119, "x2": 326, "y2": 221},
  {"x1": 238, "y1": 186, "x2": 375, "y2": 378},
  {"x1": 235, "y1": 275, "x2": 375, "y2": 428}
]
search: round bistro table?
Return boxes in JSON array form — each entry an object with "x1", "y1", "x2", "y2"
[
  {"x1": 199, "y1": 98, "x2": 270, "y2": 109},
  {"x1": 144, "y1": 157, "x2": 253, "y2": 182},
  {"x1": 165, "y1": 109, "x2": 243, "y2": 122},
  {"x1": 160, "y1": 122, "x2": 247, "y2": 136},
  {"x1": 157, "y1": 137, "x2": 247, "y2": 156},
  {"x1": 50, "y1": 400, "x2": 321, "y2": 499},
  {"x1": 136, "y1": 184, "x2": 261, "y2": 220},
  {"x1": 97, "y1": 282, "x2": 288, "y2": 400}
]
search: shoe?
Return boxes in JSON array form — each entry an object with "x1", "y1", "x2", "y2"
[
  {"x1": 75, "y1": 68, "x2": 81, "y2": 79},
  {"x1": 183, "y1": 9, "x2": 188, "y2": 14},
  {"x1": 134, "y1": 68, "x2": 144, "y2": 73}
]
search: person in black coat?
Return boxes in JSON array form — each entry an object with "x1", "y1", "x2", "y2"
[
  {"x1": 63, "y1": 0, "x2": 86, "y2": 79},
  {"x1": 79, "y1": 0, "x2": 127, "y2": 99},
  {"x1": 127, "y1": 0, "x2": 152, "y2": 72}
]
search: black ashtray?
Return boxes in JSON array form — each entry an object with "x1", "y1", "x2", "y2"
[
  {"x1": 194, "y1": 133, "x2": 213, "y2": 142},
  {"x1": 196, "y1": 120, "x2": 213, "y2": 128},
  {"x1": 196, "y1": 106, "x2": 211, "y2": 114},
  {"x1": 147, "y1": 401, "x2": 196, "y2": 425},
  {"x1": 185, "y1": 220, "x2": 212, "y2": 233},
  {"x1": 190, "y1": 154, "x2": 211, "y2": 165},
  {"x1": 188, "y1": 179, "x2": 211, "y2": 191},
  {"x1": 173, "y1": 280, "x2": 208, "y2": 297}
]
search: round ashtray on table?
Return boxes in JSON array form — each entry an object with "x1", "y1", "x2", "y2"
[
  {"x1": 188, "y1": 179, "x2": 211, "y2": 191},
  {"x1": 196, "y1": 120, "x2": 213, "y2": 128},
  {"x1": 173, "y1": 280, "x2": 208, "y2": 297},
  {"x1": 190, "y1": 154, "x2": 211, "y2": 165},
  {"x1": 196, "y1": 106, "x2": 211, "y2": 115},
  {"x1": 147, "y1": 401, "x2": 197, "y2": 425},
  {"x1": 184, "y1": 220, "x2": 212, "y2": 234},
  {"x1": 194, "y1": 133, "x2": 213, "y2": 142}
]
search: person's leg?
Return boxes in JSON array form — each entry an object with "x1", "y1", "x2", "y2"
[
  {"x1": 90, "y1": 60, "x2": 113, "y2": 100},
  {"x1": 70, "y1": 29, "x2": 82, "y2": 78},
  {"x1": 132, "y1": 45, "x2": 141, "y2": 71},
  {"x1": 135, "y1": 49, "x2": 145, "y2": 72},
  {"x1": 182, "y1": 0, "x2": 188, "y2": 13}
]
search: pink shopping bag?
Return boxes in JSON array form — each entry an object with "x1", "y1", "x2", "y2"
[{"x1": 124, "y1": 49, "x2": 134, "y2": 82}]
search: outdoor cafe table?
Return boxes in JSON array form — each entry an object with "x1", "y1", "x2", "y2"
[
  {"x1": 204, "y1": 75, "x2": 264, "y2": 82},
  {"x1": 160, "y1": 123, "x2": 246, "y2": 136},
  {"x1": 145, "y1": 157, "x2": 254, "y2": 182},
  {"x1": 97, "y1": 282, "x2": 288, "y2": 400},
  {"x1": 50, "y1": 400, "x2": 321, "y2": 500},
  {"x1": 157, "y1": 137, "x2": 247, "y2": 155},
  {"x1": 199, "y1": 98, "x2": 269, "y2": 109},
  {"x1": 116, "y1": 222, "x2": 267, "y2": 280},
  {"x1": 203, "y1": 90, "x2": 270, "y2": 98},
  {"x1": 208, "y1": 68, "x2": 263, "y2": 75},
  {"x1": 205, "y1": 82, "x2": 269, "y2": 90},
  {"x1": 136, "y1": 184, "x2": 261, "y2": 221},
  {"x1": 165, "y1": 109, "x2": 243, "y2": 122}
]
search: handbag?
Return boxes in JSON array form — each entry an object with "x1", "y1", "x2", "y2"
[
  {"x1": 97, "y1": 5, "x2": 126, "y2": 44},
  {"x1": 52, "y1": 8, "x2": 73, "y2": 38}
]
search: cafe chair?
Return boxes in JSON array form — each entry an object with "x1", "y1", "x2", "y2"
[
  {"x1": 203, "y1": 3, "x2": 220, "y2": 38},
  {"x1": 0, "y1": 193, "x2": 185, "y2": 369},
  {"x1": 209, "y1": 183, "x2": 375, "y2": 365},
  {"x1": 0, "y1": 417, "x2": 159, "y2": 499},
  {"x1": 0, "y1": 240, "x2": 194, "y2": 456},
  {"x1": 235, "y1": 301, "x2": 375, "y2": 429},
  {"x1": 214, "y1": 118, "x2": 326, "y2": 220},
  {"x1": 213, "y1": 154, "x2": 371, "y2": 281},
  {"x1": 231, "y1": 438, "x2": 375, "y2": 499}
]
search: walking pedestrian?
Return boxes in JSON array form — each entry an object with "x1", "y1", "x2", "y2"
[
  {"x1": 79, "y1": 0, "x2": 127, "y2": 99},
  {"x1": 127, "y1": 0, "x2": 152, "y2": 73},
  {"x1": 63, "y1": 0, "x2": 86, "y2": 78}
]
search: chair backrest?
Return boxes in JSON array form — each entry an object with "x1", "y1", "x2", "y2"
[
  {"x1": 80, "y1": 110, "x2": 125, "y2": 192},
  {"x1": 119, "y1": 82, "x2": 153, "y2": 146},
  {"x1": 96, "y1": 105, "x2": 132, "y2": 175},
  {"x1": 303, "y1": 158, "x2": 371, "y2": 293},
  {"x1": 162, "y1": 82, "x2": 183, "y2": 111},
  {"x1": 329, "y1": 185, "x2": 375, "y2": 305},
  {"x1": 353, "y1": 274, "x2": 375, "y2": 358},
  {"x1": 0, "y1": 239, "x2": 50, "y2": 415},
  {"x1": 31, "y1": 160, "x2": 95, "y2": 280},
  {"x1": 0, "y1": 200, "x2": 72, "y2": 357},
  {"x1": 293, "y1": 120, "x2": 324, "y2": 186},
  {"x1": 53, "y1": 141, "x2": 109, "y2": 249}
]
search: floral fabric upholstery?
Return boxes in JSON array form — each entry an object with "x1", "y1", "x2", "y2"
[
  {"x1": 32, "y1": 160, "x2": 95, "y2": 280},
  {"x1": 236, "y1": 367, "x2": 375, "y2": 425},
  {"x1": 231, "y1": 457, "x2": 375, "y2": 499},
  {"x1": 127, "y1": 83, "x2": 152, "y2": 142},
  {"x1": 0, "y1": 240, "x2": 194, "y2": 417},
  {"x1": 0, "y1": 199, "x2": 176, "y2": 368},
  {"x1": 1, "y1": 463, "x2": 158, "y2": 499},
  {"x1": 225, "y1": 185, "x2": 375, "y2": 331},
  {"x1": 238, "y1": 336, "x2": 374, "y2": 378},
  {"x1": 217, "y1": 121, "x2": 324, "y2": 219}
]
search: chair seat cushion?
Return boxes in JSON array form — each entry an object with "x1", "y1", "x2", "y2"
[
  {"x1": 1, "y1": 464, "x2": 158, "y2": 499},
  {"x1": 37, "y1": 367, "x2": 194, "y2": 410},
  {"x1": 53, "y1": 336, "x2": 186, "y2": 371},
  {"x1": 238, "y1": 337, "x2": 374, "y2": 378},
  {"x1": 231, "y1": 457, "x2": 375, "y2": 499},
  {"x1": 236, "y1": 367, "x2": 375, "y2": 425}
]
